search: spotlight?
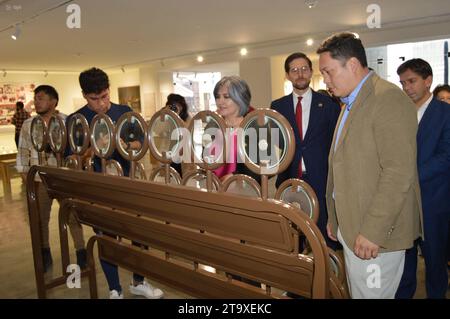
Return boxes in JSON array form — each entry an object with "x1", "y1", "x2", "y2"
[
  {"x1": 44, "y1": 70, "x2": 48, "y2": 77},
  {"x1": 121, "y1": 66, "x2": 125, "y2": 73},
  {"x1": 197, "y1": 55, "x2": 204, "y2": 63},
  {"x1": 11, "y1": 24, "x2": 21, "y2": 40},
  {"x1": 305, "y1": 0, "x2": 318, "y2": 9},
  {"x1": 306, "y1": 39, "x2": 314, "y2": 46},
  {"x1": 2, "y1": 69, "x2": 6, "y2": 77},
  {"x1": 240, "y1": 48, "x2": 248, "y2": 56}
]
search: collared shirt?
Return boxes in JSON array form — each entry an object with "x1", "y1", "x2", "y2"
[
  {"x1": 417, "y1": 94, "x2": 433, "y2": 123},
  {"x1": 332, "y1": 71, "x2": 372, "y2": 200},
  {"x1": 292, "y1": 87, "x2": 312, "y2": 172},
  {"x1": 334, "y1": 71, "x2": 373, "y2": 152},
  {"x1": 16, "y1": 113, "x2": 66, "y2": 175}
]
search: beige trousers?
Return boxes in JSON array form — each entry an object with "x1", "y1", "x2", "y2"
[{"x1": 337, "y1": 228, "x2": 405, "y2": 299}]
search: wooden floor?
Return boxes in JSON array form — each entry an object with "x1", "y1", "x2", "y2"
[{"x1": 0, "y1": 175, "x2": 448, "y2": 299}]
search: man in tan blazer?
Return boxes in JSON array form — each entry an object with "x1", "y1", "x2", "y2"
[{"x1": 317, "y1": 32, "x2": 422, "y2": 298}]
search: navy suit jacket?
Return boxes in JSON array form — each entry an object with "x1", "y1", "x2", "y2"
[
  {"x1": 417, "y1": 98, "x2": 450, "y2": 220},
  {"x1": 270, "y1": 91, "x2": 340, "y2": 199}
]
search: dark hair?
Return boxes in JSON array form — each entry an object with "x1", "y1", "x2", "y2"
[
  {"x1": 213, "y1": 76, "x2": 251, "y2": 117},
  {"x1": 397, "y1": 58, "x2": 433, "y2": 79},
  {"x1": 79, "y1": 67, "x2": 110, "y2": 94},
  {"x1": 165, "y1": 93, "x2": 189, "y2": 121},
  {"x1": 16, "y1": 101, "x2": 24, "y2": 109},
  {"x1": 284, "y1": 52, "x2": 313, "y2": 73},
  {"x1": 316, "y1": 32, "x2": 368, "y2": 67},
  {"x1": 433, "y1": 84, "x2": 450, "y2": 97},
  {"x1": 34, "y1": 85, "x2": 59, "y2": 105}
]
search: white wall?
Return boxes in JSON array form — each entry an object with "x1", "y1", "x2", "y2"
[
  {"x1": 270, "y1": 55, "x2": 288, "y2": 101},
  {"x1": 239, "y1": 57, "x2": 272, "y2": 107}
]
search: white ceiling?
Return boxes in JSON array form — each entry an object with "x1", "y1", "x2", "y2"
[{"x1": 1, "y1": 0, "x2": 450, "y2": 73}]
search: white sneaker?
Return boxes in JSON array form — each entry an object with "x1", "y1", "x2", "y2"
[
  {"x1": 109, "y1": 289, "x2": 124, "y2": 299},
  {"x1": 129, "y1": 281, "x2": 164, "y2": 299}
]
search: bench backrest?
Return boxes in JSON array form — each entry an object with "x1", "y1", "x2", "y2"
[{"x1": 36, "y1": 165, "x2": 330, "y2": 298}]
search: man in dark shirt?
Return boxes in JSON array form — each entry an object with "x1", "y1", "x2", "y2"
[
  {"x1": 11, "y1": 101, "x2": 30, "y2": 148},
  {"x1": 67, "y1": 67, "x2": 163, "y2": 299}
]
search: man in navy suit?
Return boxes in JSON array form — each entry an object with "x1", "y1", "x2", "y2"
[
  {"x1": 396, "y1": 58, "x2": 450, "y2": 299},
  {"x1": 271, "y1": 52, "x2": 341, "y2": 249}
]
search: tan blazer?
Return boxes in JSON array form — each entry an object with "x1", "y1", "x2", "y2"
[{"x1": 326, "y1": 73, "x2": 423, "y2": 253}]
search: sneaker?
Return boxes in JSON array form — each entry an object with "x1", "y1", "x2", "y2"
[
  {"x1": 129, "y1": 281, "x2": 164, "y2": 299},
  {"x1": 76, "y1": 248, "x2": 87, "y2": 270},
  {"x1": 41, "y1": 248, "x2": 53, "y2": 273},
  {"x1": 109, "y1": 290, "x2": 124, "y2": 299}
]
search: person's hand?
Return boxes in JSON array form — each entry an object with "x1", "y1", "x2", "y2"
[
  {"x1": 119, "y1": 138, "x2": 128, "y2": 150},
  {"x1": 81, "y1": 147, "x2": 94, "y2": 163},
  {"x1": 353, "y1": 234, "x2": 379, "y2": 260},
  {"x1": 327, "y1": 223, "x2": 337, "y2": 241}
]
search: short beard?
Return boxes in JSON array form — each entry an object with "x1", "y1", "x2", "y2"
[
  {"x1": 293, "y1": 80, "x2": 311, "y2": 92},
  {"x1": 36, "y1": 109, "x2": 50, "y2": 116}
]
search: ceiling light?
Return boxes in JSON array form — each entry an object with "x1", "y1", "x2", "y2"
[
  {"x1": 306, "y1": 39, "x2": 314, "y2": 46},
  {"x1": 197, "y1": 55, "x2": 204, "y2": 63},
  {"x1": 240, "y1": 48, "x2": 248, "y2": 56},
  {"x1": 305, "y1": 0, "x2": 318, "y2": 9},
  {"x1": 2, "y1": 70, "x2": 6, "y2": 77},
  {"x1": 44, "y1": 70, "x2": 48, "y2": 77},
  {"x1": 121, "y1": 66, "x2": 125, "y2": 73},
  {"x1": 11, "y1": 24, "x2": 21, "y2": 40}
]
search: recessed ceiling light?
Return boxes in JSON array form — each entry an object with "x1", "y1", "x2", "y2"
[
  {"x1": 197, "y1": 55, "x2": 204, "y2": 63},
  {"x1": 306, "y1": 39, "x2": 314, "y2": 46},
  {"x1": 240, "y1": 48, "x2": 248, "y2": 56}
]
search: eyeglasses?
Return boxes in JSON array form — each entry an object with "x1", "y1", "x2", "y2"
[{"x1": 289, "y1": 66, "x2": 311, "y2": 74}]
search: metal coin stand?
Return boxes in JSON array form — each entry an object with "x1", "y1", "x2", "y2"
[
  {"x1": 47, "y1": 114, "x2": 67, "y2": 168},
  {"x1": 275, "y1": 179, "x2": 319, "y2": 223},
  {"x1": 115, "y1": 112, "x2": 148, "y2": 180},
  {"x1": 67, "y1": 114, "x2": 90, "y2": 170},
  {"x1": 30, "y1": 115, "x2": 48, "y2": 165},
  {"x1": 89, "y1": 113, "x2": 122, "y2": 175},
  {"x1": 147, "y1": 108, "x2": 184, "y2": 184},
  {"x1": 186, "y1": 110, "x2": 226, "y2": 192},
  {"x1": 237, "y1": 108, "x2": 295, "y2": 200}
]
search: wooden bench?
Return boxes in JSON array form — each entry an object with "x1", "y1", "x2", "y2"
[{"x1": 28, "y1": 165, "x2": 338, "y2": 299}]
